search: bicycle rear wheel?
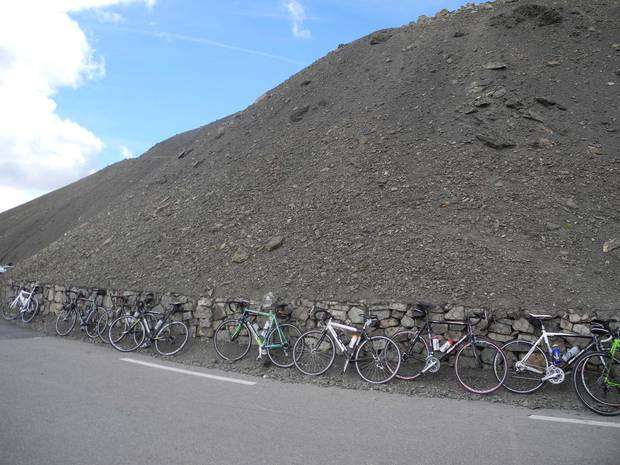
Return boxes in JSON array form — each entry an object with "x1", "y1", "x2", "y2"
[
  {"x1": 1, "y1": 288, "x2": 18, "y2": 320},
  {"x1": 109, "y1": 315, "x2": 145, "y2": 352},
  {"x1": 213, "y1": 319, "x2": 252, "y2": 361},
  {"x1": 496, "y1": 339, "x2": 547, "y2": 394},
  {"x1": 293, "y1": 330, "x2": 335, "y2": 376},
  {"x1": 455, "y1": 337, "x2": 506, "y2": 394},
  {"x1": 155, "y1": 321, "x2": 189, "y2": 356},
  {"x1": 573, "y1": 351, "x2": 620, "y2": 416},
  {"x1": 85, "y1": 306, "x2": 107, "y2": 339},
  {"x1": 266, "y1": 323, "x2": 302, "y2": 368},
  {"x1": 355, "y1": 336, "x2": 401, "y2": 384},
  {"x1": 55, "y1": 307, "x2": 77, "y2": 336},
  {"x1": 21, "y1": 298, "x2": 39, "y2": 323},
  {"x1": 391, "y1": 330, "x2": 429, "y2": 380}
]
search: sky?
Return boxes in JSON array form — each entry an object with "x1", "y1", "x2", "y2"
[{"x1": 0, "y1": 0, "x2": 470, "y2": 213}]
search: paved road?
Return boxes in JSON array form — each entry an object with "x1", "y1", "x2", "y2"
[{"x1": 1, "y1": 321, "x2": 618, "y2": 465}]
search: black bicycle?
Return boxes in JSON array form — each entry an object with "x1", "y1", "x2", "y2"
[
  {"x1": 55, "y1": 289, "x2": 107, "y2": 339},
  {"x1": 108, "y1": 298, "x2": 189, "y2": 356},
  {"x1": 391, "y1": 303, "x2": 507, "y2": 394}
]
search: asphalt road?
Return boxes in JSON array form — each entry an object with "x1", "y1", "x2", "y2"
[{"x1": 1, "y1": 321, "x2": 618, "y2": 465}]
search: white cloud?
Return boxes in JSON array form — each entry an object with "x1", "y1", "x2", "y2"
[
  {"x1": 0, "y1": 0, "x2": 154, "y2": 214},
  {"x1": 119, "y1": 145, "x2": 134, "y2": 159},
  {"x1": 285, "y1": 1, "x2": 311, "y2": 39}
]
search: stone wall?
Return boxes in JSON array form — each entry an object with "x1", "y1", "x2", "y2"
[{"x1": 3, "y1": 279, "x2": 619, "y2": 348}]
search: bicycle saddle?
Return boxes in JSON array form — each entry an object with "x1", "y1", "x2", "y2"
[
  {"x1": 411, "y1": 302, "x2": 432, "y2": 318},
  {"x1": 93, "y1": 288, "x2": 106, "y2": 296},
  {"x1": 313, "y1": 308, "x2": 332, "y2": 321},
  {"x1": 590, "y1": 319, "x2": 610, "y2": 335},
  {"x1": 527, "y1": 313, "x2": 553, "y2": 320}
]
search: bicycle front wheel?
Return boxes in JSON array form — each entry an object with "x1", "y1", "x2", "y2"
[
  {"x1": 85, "y1": 306, "x2": 107, "y2": 339},
  {"x1": 355, "y1": 336, "x2": 401, "y2": 384},
  {"x1": 55, "y1": 307, "x2": 77, "y2": 336},
  {"x1": 293, "y1": 330, "x2": 335, "y2": 376},
  {"x1": 391, "y1": 330, "x2": 429, "y2": 380},
  {"x1": 2, "y1": 289, "x2": 18, "y2": 320},
  {"x1": 155, "y1": 321, "x2": 189, "y2": 356},
  {"x1": 21, "y1": 298, "x2": 39, "y2": 323},
  {"x1": 109, "y1": 315, "x2": 145, "y2": 352},
  {"x1": 455, "y1": 337, "x2": 506, "y2": 394},
  {"x1": 573, "y1": 351, "x2": 620, "y2": 416},
  {"x1": 266, "y1": 323, "x2": 302, "y2": 368},
  {"x1": 497, "y1": 339, "x2": 547, "y2": 394},
  {"x1": 213, "y1": 319, "x2": 252, "y2": 361}
]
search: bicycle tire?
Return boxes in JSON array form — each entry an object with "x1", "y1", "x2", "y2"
[
  {"x1": 21, "y1": 298, "x2": 39, "y2": 323},
  {"x1": 355, "y1": 336, "x2": 401, "y2": 384},
  {"x1": 266, "y1": 323, "x2": 302, "y2": 368},
  {"x1": 1, "y1": 289, "x2": 18, "y2": 321},
  {"x1": 85, "y1": 306, "x2": 107, "y2": 339},
  {"x1": 391, "y1": 330, "x2": 429, "y2": 380},
  {"x1": 213, "y1": 319, "x2": 252, "y2": 361},
  {"x1": 293, "y1": 330, "x2": 336, "y2": 376},
  {"x1": 455, "y1": 337, "x2": 506, "y2": 394},
  {"x1": 108, "y1": 315, "x2": 145, "y2": 352},
  {"x1": 155, "y1": 321, "x2": 189, "y2": 356},
  {"x1": 496, "y1": 339, "x2": 547, "y2": 394},
  {"x1": 55, "y1": 306, "x2": 77, "y2": 336},
  {"x1": 572, "y1": 351, "x2": 620, "y2": 416}
]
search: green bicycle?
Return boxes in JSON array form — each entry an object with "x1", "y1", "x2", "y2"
[
  {"x1": 213, "y1": 299, "x2": 301, "y2": 367},
  {"x1": 572, "y1": 328, "x2": 620, "y2": 416}
]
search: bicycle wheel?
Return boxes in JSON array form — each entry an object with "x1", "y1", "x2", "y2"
[
  {"x1": 55, "y1": 306, "x2": 77, "y2": 336},
  {"x1": 1, "y1": 289, "x2": 18, "y2": 320},
  {"x1": 21, "y1": 298, "x2": 39, "y2": 323},
  {"x1": 266, "y1": 323, "x2": 302, "y2": 368},
  {"x1": 455, "y1": 337, "x2": 506, "y2": 394},
  {"x1": 213, "y1": 319, "x2": 252, "y2": 361},
  {"x1": 155, "y1": 321, "x2": 189, "y2": 356},
  {"x1": 355, "y1": 336, "x2": 401, "y2": 384},
  {"x1": 573, "y1": 351, "x2": 620, "y2": 416},
  {"x1": 108, "y1": 315, "x2": 145, "y2": 352},
  {"x1": 85, "y1": 306, "x2": 107, "y2": 339},
  {"x1": 293, "y1": 330, "x2": 336, "y2": 376},
  {"x1": 496, "y1": 339, "x2": 547, "y2": 394},
  {"x1": 391, "y1": 330, "x2": 429, "y2": 380},
  {"x1": 97, "y1": 309, "x2": 115, "y2": 344}
]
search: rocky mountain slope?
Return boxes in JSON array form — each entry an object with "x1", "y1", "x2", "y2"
[{"x1": 3, "y1": 0, "x2": 619, "y2": 313}]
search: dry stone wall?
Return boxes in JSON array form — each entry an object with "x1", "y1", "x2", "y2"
[{"x1": 3, "y1": 279, "x2": 619, "y2": 347}]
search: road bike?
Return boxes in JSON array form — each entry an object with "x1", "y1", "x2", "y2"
[
  {"x1": 391, "y1": 303, "x2": 507, "y2": 394},
  {"x1": 494, "y1": 313, "x2": 612, "y2": 394},
  {"x1": 96, "y1": 292, "x2": 134, "y2": 344},
  {"x1": 572, "y1": 328, "x2": 619, "y2": 416},
  {"x1": 55, "y1": 289, "x2": 108, "y2": 339},
  {"x1": 292, "y1": 307, "x2": 401, "y2": 384},
  {"x1": 213, "y1": 300, "x2": 301, "y2": 367},
  {"x1": 2, "y1": 283, "x2": 40, "y2": 323},
  {"x1": 108, "y1": 298, "x2": 189, "y2": 356}
]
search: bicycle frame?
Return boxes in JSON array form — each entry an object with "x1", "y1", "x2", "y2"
[
  {"x1": 518, "y1": 327, "x2": 605, "y2": 375},
  {"x1": 235, "y1": 307, "x2": 289, "y2": 353},
  {"x1": 602, "y1": 338, "x2": 620, "y2": 388},
  {"x1": 9, "y1": 287, "x2": 35, "y2": 313}
]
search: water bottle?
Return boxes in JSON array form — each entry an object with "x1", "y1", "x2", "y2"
[
  {"x1": 260, "y1": 320, "x2": 271, "y2": 338},
  {"x1": 263, "y1": 292, "x2": 274, "y2": 309},
  {"x1": 432, "y1": 336, "x2": 441, "y2": 351},
  {"x1": 154, "y1": 319, "x2": 162, "y2": 332},
  {"x1": 348, "y1": 333, "x2": 360, "y2": 349},
  {"x1": 551, "y1": 344, "x2": 562, "y2": 365},
  {"x1": 439, "y1": 338, "x2": 456, "y2": 353},
  {"x1": 562, "y1": 346, "x2": 579, "y2": 362}
]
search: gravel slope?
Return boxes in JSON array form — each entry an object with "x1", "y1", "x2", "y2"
[{"x1": 4, "y1": 0, "x2": 620, "y2": 313}]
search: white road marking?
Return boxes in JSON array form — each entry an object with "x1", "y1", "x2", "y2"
[
  {"x1": 529, "y1": 415, "x2": 620, "y2": 428},
  {"x1": 120, "y1": 358, "x2": 257, "y2": 386}
]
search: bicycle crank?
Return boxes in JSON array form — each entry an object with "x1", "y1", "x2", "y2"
[
  {"x1": 542, "y1": 365, "x2": 565, "y2": 384},
  {"x1": 421, "y1": 356, "x2": 440, "y2": 374}
]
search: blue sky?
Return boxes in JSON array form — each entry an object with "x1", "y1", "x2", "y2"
[
  {"x1": 67, "y1": 0, "x2": 468, "y2": 167},
  {"x1": 0, "y1": 1, "x2": 469, "y2": 213}
]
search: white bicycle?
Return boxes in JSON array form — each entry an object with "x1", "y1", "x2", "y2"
[{"x1": 2, "y1": 283, "x2": 40, "y2": 323}]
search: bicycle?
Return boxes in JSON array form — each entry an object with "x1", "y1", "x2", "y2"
[
  {"x1": 108, "y1": 298, "x2": 189, "y2": 356},
  {"x1": 213, "y1": 300, "x2": 301, "y2": 367},
  {"x1": 572, "y1": 328, "x2": 619, "y2": 416},
  {"x1": 96, "y1": 292, "x2": 133, "y2": 344},
  {"x1": 2, "y1": 283, "x2": 40, "y2": 323},
  {"x1": 292, "y1": 307, "x2": 401, "y2": 384},
  {"x1": 391, "y1": 303, "x2": 507, "y2": 394},
  {"x1": 494, "y1": 313, "x2": 612, "y2": 394},
  {"x1": 55, "y1": 289, "x2": 108, "y2": 339}
]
